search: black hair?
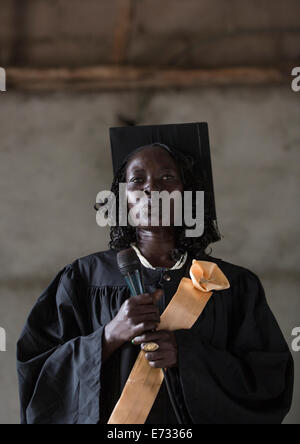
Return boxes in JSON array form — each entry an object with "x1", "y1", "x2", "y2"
[{"x1": 96, "y1": 143, "x2": 222, "y2": 261}]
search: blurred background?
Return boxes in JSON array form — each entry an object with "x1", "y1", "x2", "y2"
[{"x1": 0, "y1": 0, "x2": 299, "y2": 424}]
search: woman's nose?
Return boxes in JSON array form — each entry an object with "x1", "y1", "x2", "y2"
[{"x1": 143, "y1": 179, "x2": 161, "y2": 194}]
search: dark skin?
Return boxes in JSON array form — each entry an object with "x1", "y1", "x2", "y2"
[{"x1": 103, "y1": 146, "x2": 184, "y2": 369}]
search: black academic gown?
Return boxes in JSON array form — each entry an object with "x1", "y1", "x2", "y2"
[{"x1": 17, "y1": 249, "x2": 294, "y2": 424}]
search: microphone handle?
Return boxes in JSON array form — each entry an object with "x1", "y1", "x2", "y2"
[
  {"x1": 125, "y1": 269, "x2": 183, "y2": 424},
  {"x1": 125, "y1": 269, "x2": 144, "y2": 297}
]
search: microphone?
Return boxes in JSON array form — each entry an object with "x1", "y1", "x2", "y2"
[
  {"x1": 117, "y1": 248, "x2": 145, "y2": 297},
  {"x1": 116, "y1": 247, "x2": 183, "y2": 424}
]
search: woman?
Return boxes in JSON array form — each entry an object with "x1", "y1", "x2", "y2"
[{"x1": 17, "y1": 126, "x2": 294, "y2": 424}]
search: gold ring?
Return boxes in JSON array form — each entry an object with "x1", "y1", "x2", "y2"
[{"x1": 142, "y1": 342, "x2": 159, "y2": 352}]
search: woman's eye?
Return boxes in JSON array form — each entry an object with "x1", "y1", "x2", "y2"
[
  {"x1": 130, "y1": 177, "x2": 144, "y2": 183},
  {"x1": 161, "y1": 175, "x2": 174, "y2": 180}
]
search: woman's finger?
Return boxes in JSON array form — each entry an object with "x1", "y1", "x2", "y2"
[
  {"x1": 133, "y1": 293, "x2": 154, "y2": 305},
  {"x1": 131, "y1": 331, "x2": 161, "y2": 345},
  {"x1": 132, "y1": 329, "x2": 173, "y2": 345},
  {"x1": 132, "y1": 304, "x2": 160, "y2": 316},
  {"x1": 133, "y1": 313, "x2": 160, "y2": 324},
  {"x1": 144, "y1": 351, "x2": 164, "y2": 361},
  {"x1": 133, "y1": 321, "x2": 159, "y2": 337},
  {"x1": 148, "y1": 359, "x2": 165, "y2": 368}
]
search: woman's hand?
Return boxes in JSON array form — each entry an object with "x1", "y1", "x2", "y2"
[
  {"x1": 105, "y1": 289, "x2": 163, "y2": 347},
  {"x1": 132, "y1": 330, "x2": 178, "y2": 368}
]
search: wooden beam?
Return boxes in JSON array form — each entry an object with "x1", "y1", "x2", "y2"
[
  {"x1": 10, "y1": 0, "x2": 30, "y2": 66},
  {"x1": 111, "y1": 0, "x2": 135, "y2": 65},
  {"x1": 6, "y1": 65, "x2": 289, "y2": 91}
]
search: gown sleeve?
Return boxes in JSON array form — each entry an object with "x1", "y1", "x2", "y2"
[
  {"x1": 174, "y1": 268, "x2": 294, "y2": 424},
  {"x1": 17, "y1": 264, "x2": 104, "y2": 424}
]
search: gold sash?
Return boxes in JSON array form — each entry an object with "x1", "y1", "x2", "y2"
[{"x1": 108, "y1": 260, "x2": 230, "y2": 424}]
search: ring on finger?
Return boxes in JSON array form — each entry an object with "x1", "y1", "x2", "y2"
[{"x1": 142, "y1": 342, "x2": 159, "y2": 352}]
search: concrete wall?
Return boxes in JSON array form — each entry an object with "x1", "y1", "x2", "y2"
[{"x1": 0, "y1": 85, "x2": 299, "y2": 423}]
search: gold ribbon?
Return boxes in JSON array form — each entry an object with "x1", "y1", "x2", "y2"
[{"x1": 107, "y1": 260, "x2": 230, "y2": 424}]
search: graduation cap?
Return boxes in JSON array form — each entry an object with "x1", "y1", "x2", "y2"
[{"x1": 109, "y1": 122, "x2": 218, "y2": 222}]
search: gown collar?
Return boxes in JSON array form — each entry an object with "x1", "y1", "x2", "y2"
[{"x1": 130, "y1": 243, "x2": 188, "y2": 271}]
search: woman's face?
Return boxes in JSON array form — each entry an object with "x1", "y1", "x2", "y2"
[{"x1": 125, "y1": 146, "x2": 184, "y2": 228}]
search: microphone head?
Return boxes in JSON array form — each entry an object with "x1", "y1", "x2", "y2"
[{"x1": 117, "y1": 248, "x2": 141, "y2": 276}]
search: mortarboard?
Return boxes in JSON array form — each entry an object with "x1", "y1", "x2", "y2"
[{"x1": 109, "y1": 122, "x2": 217, "y2": 223}]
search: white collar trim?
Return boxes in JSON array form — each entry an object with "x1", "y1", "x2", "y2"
[{"x1": 130, "y1": 243, "x2": 188, "y2": 271}]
